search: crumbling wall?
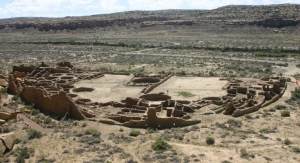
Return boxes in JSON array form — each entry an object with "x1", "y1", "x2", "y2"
[
  {"x1": 13, "y1": 65, "x2": 35, "y2": 73},
  {"x1": 142, "y1": 75, "x2": 173, "y2": 93},
  {"x1": 20, "y1": 86, "x2": 87, "y2": 119},
  {"x1": 122, "y1": 108, "x2": 201, "y2": 128},
  {"x1": 57, "y1": 62, "x2": 74, "y2": 69}
]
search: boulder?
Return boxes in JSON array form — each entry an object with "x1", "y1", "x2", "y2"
[{"x1": 0, "y1": 132, "x2": 16, "y2": 154}]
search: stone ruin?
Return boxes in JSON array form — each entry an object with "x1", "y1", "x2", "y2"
[
  {"x1": 99, "y1": 77, "x2": 287, "y2": 128},
  {"x1": 211, "y1": 77, "x2": 287, "y2": 117},
  {"x1": 4, "y1": 62, "x2": 288, "y2": 129},
  {"x1": 8, "y1": 62, "x2": 103, "y2": 120}
]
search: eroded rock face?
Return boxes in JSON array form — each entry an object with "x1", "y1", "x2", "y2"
[{"x1": 0, "y1": 132, "x2": 16, "y2": 155}]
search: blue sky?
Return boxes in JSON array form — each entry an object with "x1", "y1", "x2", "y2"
[{"x1": 0, "y1": 0, "x2": 299, "y2": 18}]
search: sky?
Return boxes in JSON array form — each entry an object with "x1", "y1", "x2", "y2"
[{"x1": 0, "y1": 0, "x2": 299, "y2": 19}]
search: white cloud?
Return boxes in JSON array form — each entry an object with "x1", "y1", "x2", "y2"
[
  {"x1": 0, "y1": 0, "x2": 95, "y2": 17},
  {"x1": 99, "y1": 0, "x2": 126, "y2": 12},
  {"x1": 128, "y1": 0, "x2": 183, "y2": 10},
  {"x1": 0, "y1": 0, "x2": 299, "y2": 18}
]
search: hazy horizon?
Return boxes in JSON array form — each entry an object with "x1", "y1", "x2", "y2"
[{"x1": 0, "y1": 0, "x2": 299, "y2": 19}]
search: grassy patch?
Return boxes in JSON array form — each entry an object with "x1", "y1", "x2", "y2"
[{"x1": 178, "y1": 91, "x2": 195, "y2": 97}]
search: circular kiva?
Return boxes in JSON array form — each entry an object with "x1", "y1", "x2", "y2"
[
  {"x1": 72, "y1": 87, "x2": 94, "y2": 92},
  {"x1": 140, "y1": 94, "x2": 171, "y2": 101}
]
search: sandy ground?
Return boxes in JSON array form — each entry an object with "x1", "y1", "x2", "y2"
[
  {"x1": 151, "y1": 76, "x2": 228, "y2": 101},
  {"x1": 73, "y1": 74, "x2": 143, "y2": 103}
]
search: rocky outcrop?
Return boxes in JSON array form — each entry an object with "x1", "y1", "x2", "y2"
[
  {"x1": 0, "y1": 132, "x2": 16, "y2": 155},
  {"x1": 249, "y1": 18, "x2": 300, "y2": 28},
  {"x1": 0, "y1": 112, "x2": 18, "y2": 120}
]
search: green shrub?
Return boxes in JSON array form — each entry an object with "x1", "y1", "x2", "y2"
[
  {"x1": 292, "y1": 147, "x2": 300, "y2": 153},
  {"x1": 206, "y1": 137, "x2": 215, "y2": 145},
  {"x1": 152, "y1": 137, "x2": 170, "y2": 151},
  {"x1": 12, "y1": 96, "x2": 23, "y2": 104},
  {"x1": 147, "y1": 127, "x2": 156, "y2": 133},
  {"x1": 27, "y1": 129, "x2": 42, "y2": 140},
  {"x1": 84, "y1": 128, "x2": 101, "y2": 137},
  {"x1": 291, "y1": 87, "x2": 300, "y2": 100},
  {"x1": 43, "y1": 117, "x2": 52, "y2": 124},
  {"x1": 240, "y1": 148, "x2": 255, "y2": 159},
  {"x1": 281, "y1": 110, "x2": 290, "y2": 117},
  {"x1": 227, "y1": 119, "x2": 242, "y2": 128},
  {"x1": 275, "y1": 105, "x2": 287, "y2": 110},
  {"x1": 129, "y1": 129, "x2": 140, "y2": 137},
  {"x1": 259, "y1": 128, "x2": 268, "y2": 133},
  {"x1": 244, "y1": 114, "x2": 252, "y2": 119},
  {"x1": 283, "y1": 138, "x2": 292, "y2": 145},
  {"x1": 14, "y1": 147, "x2": 34, "y2": 163},
  {"x1": 31, "y1": 109, "x2": 40, "y2": 115}
]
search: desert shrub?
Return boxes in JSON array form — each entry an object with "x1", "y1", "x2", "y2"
[
  {"x1": 259, "y1": 128, "x2": 268, "y2": 133},
  {"x1": 283, "y1": 138, "x2": 292, "y2": 145},
  {"x1": 206, "y1": 137, "x2": 215, "y2": 145},
  {"x1": 281, "y1": 110, "x2": 290, "y2": 117},
  {"x1": 275, "y1": 105, "x2": 287, "y2": 110},
  {"x1": 84, "y1": 128, "x2": 101, "y2": 137},
  {"x1": 244, "y1": 114, "x2": 252, "y2": 119},
  {"x1": 31, "y1": 109, "x2": 40, "y2": 115},
  {"x1": 43, "y1": 117, "x2": 52, "y2": 124},
  {"x1": 221, "y1": 161, "x2": 232, "y2": 163},
  {"x1": 291, "y1": 87, "x2": 300, "y2": 100},
  {"x1": 12, "y1": 96, "x2": 23, "y2": 104},
  {"x1": 227, "y1": 119, "x2": 242, "y2": 128},
  {"x1": 287, "y1": 78, "x2": 292, "y2": 82},
  {"x1": 296, "y1": 64, "x2": 300, "y2": 68},
  {"x1": 147, "y1": 127, "x2": 156, "y2": 133},
  {"x1": 1, "y1": 126, "x2": 13, "y2": 133},
  {"x1": 152, "y1": 137, "x2": 170, "y2": 151},
  {"x1": 240, "y1": 148, "x2": 255, "y2": 159},
  {"x1": 292, "y1": 147, "x2": 300, "y2": 153},
  {"x1": 14, "y1": 147, "x2": 34, "y2": 163},
  {"x1": 82, "y1": 122, "x2": 87, "y2": 128},
  {"x1": 74, "y1": 148, "x2": 85, "y2": 154},
  {"x1": 129, "y1": 129, "x2": 140, "y2": 137},
  {"x1": 69, "y1": 39, "x2": 76, "y2": 45},
  {"x1": 27, "y1": 129, "x2": 42, "y2": 140},
  {"x1": 190, "y1": 125, "x2": 199, "y2": 131},
  {"x1": 119, "y1": 128, "x2": 124, "y2": 132}
]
